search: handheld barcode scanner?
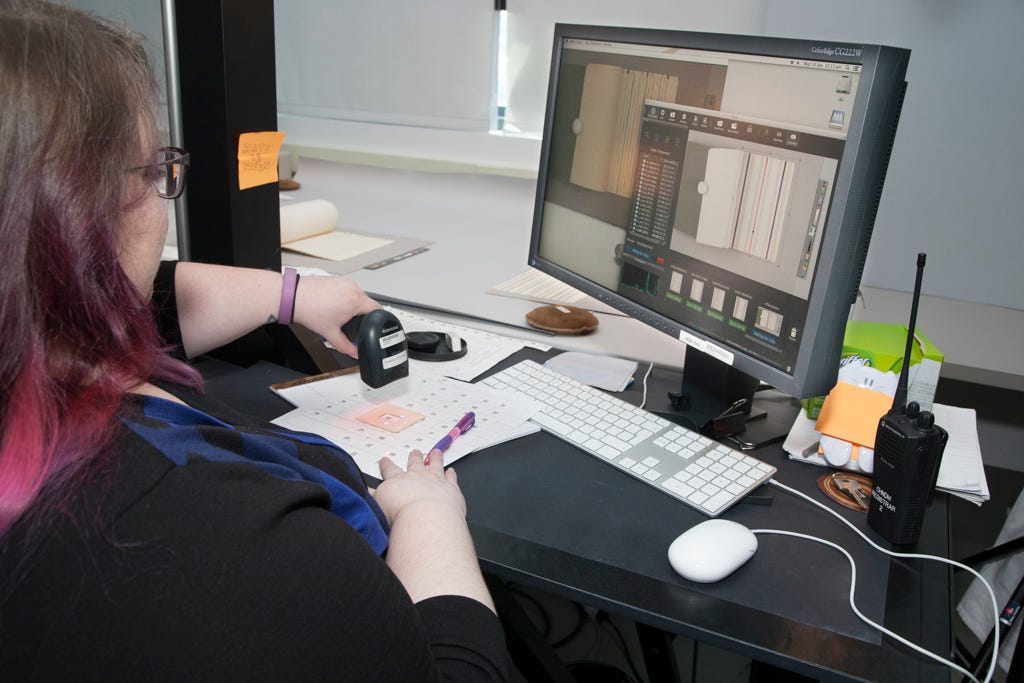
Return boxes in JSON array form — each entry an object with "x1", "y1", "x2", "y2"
[{"x1": 342, "y1": 310, "x2": 409, "y2": 388}]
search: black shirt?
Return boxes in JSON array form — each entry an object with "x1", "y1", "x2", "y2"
[{"x1": 0, "y1": 263, "x2": 509, "y2": 681}]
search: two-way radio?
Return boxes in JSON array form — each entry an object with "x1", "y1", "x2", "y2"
[{"x1": 866, "y1": 253, "x2": 948, "y2": 545}]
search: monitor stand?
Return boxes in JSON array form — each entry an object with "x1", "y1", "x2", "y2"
[{"x1": 649, "y1": 346, "x2": 789, "y2": 450}]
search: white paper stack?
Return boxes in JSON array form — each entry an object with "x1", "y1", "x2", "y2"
[{"x1": 931, "y1": 404, "x2": 990, "y2": 504}]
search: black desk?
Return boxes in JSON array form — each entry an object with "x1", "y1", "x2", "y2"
[{"x1": 199, "y1": 353, "x2": 953, "y2": 683}]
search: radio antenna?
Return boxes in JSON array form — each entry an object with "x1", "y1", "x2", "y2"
[{"x1": 892, "y1": 253, "x2": 926, "y2": 411}]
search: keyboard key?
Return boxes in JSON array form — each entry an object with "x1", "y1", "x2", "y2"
[
  {"x1": 703, "y1": 491, "x2": 734, "y2": 514},
  {"x1": 700, "y1": 482, "x2": 721, "y2": 497}
]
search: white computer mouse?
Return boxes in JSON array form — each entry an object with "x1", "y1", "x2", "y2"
[{"x1": 667, "y1": 519, "x2": 758, "y2": 583}]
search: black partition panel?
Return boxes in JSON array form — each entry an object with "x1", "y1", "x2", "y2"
[{"x1": 174, "y1": 0, "x2": 281, "y2": 271}]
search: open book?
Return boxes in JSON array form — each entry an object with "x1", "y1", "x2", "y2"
[{"x1": 280, "y1": 199, "x2": 394, "y2": 261}]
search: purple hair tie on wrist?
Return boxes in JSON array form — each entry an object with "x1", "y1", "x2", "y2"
[{"x1": 278, "y1": 267, "x2": 299, "y2": 325}]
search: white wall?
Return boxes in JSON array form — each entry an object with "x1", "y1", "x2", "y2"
[
  {"x1": 760, "y1": 0, "x2": 1024, "y2": 388},
  {"x1": 762, "y1": 0, "x2": 1024, "y2": 303}
]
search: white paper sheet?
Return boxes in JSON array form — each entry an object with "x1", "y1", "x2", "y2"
[
  {"x1": 932, "y1": 403, "x2": 990, "y2": 504},
  {"x1": 488, "y1": 268, "x2": 623, "y2": 315},
  {"x1": 272, "y1": 371, "x2": 540, "y2": 477}
]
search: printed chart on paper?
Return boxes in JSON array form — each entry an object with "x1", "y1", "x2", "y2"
[{"x1": 272, "y1": 372, "x2": 539, "y2": 476}]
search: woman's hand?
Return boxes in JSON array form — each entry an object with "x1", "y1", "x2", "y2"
[
  {"x1": 291, "y1": 275, "x2": 380, "y2": 358},
  {"x1": 374, "y1": 449, "x2": 466, "y2": 526},
  {"x1": 371, "y1": 450, "x2": 494, "y2": 611}
]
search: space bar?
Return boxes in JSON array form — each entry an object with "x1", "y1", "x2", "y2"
[{"x1": 530, "y1": 412, "x2": 574, "y2": 436}]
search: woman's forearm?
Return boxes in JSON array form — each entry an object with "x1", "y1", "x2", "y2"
[
  {"x1": 172, "y1": 262, "x2": 282, "y2": 358},
  {"x1": 384, "y1": 500, "x2": 496, "y2": 613}
]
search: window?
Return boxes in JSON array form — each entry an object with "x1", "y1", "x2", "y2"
[
  {"x1": 503, "y1": 0, "x2": 765, "y2": 135},
  {"x1": 274, "y1": 2, "x2": 496, "y2": 132}
]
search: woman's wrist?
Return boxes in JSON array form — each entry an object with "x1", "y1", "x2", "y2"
[{"x1": 386, "y1": 496, "x2": 467, "y2": 528}]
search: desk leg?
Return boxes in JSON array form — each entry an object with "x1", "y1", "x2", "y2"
[
  {"x1": 636, "y1": 623, "x2": 679, "y2": 682},
  {"x1": 485, "y1": 576, "x2": 576, "y2": 683}
]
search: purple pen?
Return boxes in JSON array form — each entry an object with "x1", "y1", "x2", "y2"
[{"x1": 428, "y1": 412, "x2": 476, "y2": 459}]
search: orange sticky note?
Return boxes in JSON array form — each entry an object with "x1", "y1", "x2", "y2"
[
  {"x1": 237, "y1": 131, "x2": 286, "y2": 190},
  {"x1": 814, "y1": 381, "x2": 894, "y2": 448}
]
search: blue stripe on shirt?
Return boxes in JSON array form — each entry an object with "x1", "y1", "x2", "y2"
[{"x1": 123, "y1": 396, "x2": 389, "y2": 555}]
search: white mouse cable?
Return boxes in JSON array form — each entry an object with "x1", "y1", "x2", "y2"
[
  {"x1": 758, "y1": 478, "x2": 1000, "y2": 683},
  {"x1": 636, "y1": 361, "x2": 655, "y2": 410},
  {"x1": 750, "y1": 527, "x2": 991, "y2": 683}
]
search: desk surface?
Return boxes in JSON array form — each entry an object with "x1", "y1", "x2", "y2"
[
  {"x1": 201, "y1": 352, "x2": 953, "y2": 683},
  {"x1": 236, "y1": 158, "x2": 958, "y2": 680}
]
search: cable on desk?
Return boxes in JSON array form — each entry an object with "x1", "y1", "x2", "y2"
[
  {"x1": 637, "y1": 361, "x2": 654, "y2": 410},
  {"x1": 765, "y1": 478, "x2": 1000, "y2": 683}
]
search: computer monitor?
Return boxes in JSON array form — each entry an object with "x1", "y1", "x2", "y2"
[{"x1": 528, "y1": 24, "x2": 909, "y2": 438}]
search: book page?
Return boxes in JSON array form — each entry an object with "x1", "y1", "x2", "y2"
[
  {"x1": 280, "y1": 199, "x2": 340, "y2": 243},
  {"x1": 283, "y1": 231, "x2": 394, "y2": 261}
]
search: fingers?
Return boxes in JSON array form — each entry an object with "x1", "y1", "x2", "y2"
[
  {"x1": 378, "y1": 455, "x2": 400, "y2": 479},
  {"x1": 407, "y1": 449, "x2": 426, "y2": 470},
  {"x1": 424, "y1": 448, "x2": 445, "y2": 469},
  {"x1": 380, "y1": 450, "x2": 447, "y2": 479},
  {"x1": 322, "y1": 329, "x2": 359, "y2": 359},
  {"x1": 407, "y1": 447, "x2": 444, "y2": 469}
]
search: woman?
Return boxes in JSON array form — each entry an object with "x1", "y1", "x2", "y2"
[{"x1": 0, "y1": 1, "x2": 508, "y2": 679}]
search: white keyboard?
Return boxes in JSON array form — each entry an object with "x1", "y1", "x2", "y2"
[{"x1": 480, "y1": 360, "x2": 776, "y2": 517}]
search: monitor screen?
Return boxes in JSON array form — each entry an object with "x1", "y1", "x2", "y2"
[{"x1": 528, "y1": 25, "x2": 909, "y2": 420}]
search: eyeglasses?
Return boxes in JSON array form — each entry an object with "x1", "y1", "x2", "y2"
[{"x1": 129, "y1": 146, "x2": 190, "y2": 199}]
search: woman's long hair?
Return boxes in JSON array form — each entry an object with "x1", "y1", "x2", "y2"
[{"x1": 0, "y1": 1, "x2": 200, "y2": 538}]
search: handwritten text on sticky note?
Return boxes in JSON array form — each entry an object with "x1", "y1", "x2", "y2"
[{"x1": 237, "y1": 131, "x2": 286, "y2": 190}]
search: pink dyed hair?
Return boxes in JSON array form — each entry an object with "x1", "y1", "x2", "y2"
[{"x1": 0, "y1": 1, "x2": 200, "y2": 537}]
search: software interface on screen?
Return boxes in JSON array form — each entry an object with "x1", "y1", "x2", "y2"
[{"x1": 537, "y1": 38, "x2": 863, "y2": 377}]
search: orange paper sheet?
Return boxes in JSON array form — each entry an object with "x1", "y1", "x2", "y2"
[
  {"x1": 237, "y1": 131, "x2": 286, "y2": 190},
  {"x1": 355, "y1": 404, "x2": 426, "y2": 434},
  {"x1": 814, "y1": 381, "x2": 894, "y2": 447}
]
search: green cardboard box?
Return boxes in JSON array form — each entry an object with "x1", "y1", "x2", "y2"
[{"x1": 803, "y1": 321, "x2": 943, "y2": 419}]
